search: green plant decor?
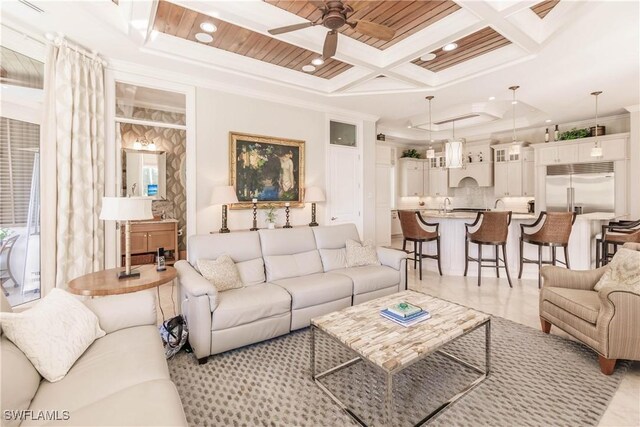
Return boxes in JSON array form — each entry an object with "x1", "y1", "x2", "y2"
[
  {"x1": 263, "y1": 205, "x2": 278, "y2": 224},
  {"x1": 401, "y1": 148, "x2": 421, "y2": 159},
  {"x1": 559, "y1": 128, "x2": 590, "y2": 141},
  {"x1": 0, "y1": 228, "x2": 11, "y2": 242}
]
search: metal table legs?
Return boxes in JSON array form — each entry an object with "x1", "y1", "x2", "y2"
[{"x1": 311, "y1": 320, "x2": 491, "y2": 426}]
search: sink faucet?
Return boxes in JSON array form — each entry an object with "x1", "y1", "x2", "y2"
[
  {"x1": 444, "y1": 197, "x2": 452, "y2": 213},
  {"x1": 494, "y1": 198, "x2": 505, "y2": 210}
]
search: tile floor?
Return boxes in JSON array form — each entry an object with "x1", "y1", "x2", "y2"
[{"x1": 156, "y1": 256, "x2": 640, "y2": 426}]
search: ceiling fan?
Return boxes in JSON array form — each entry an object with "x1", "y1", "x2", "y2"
[{"x1": 268, "y1": 0, "x2": 395, "y2": 60}]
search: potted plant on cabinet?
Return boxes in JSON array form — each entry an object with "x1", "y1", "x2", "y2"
[{"x1": 263, "y1": 205, "x2": 278, "y2": 229}]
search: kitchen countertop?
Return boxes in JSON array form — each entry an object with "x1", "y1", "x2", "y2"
[{"x1": 413, "y1": 210, "x2": 622, "y2": 221}]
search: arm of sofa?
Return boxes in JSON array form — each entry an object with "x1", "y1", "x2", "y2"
[
  {"x1": 540, "y1": 265, "x2": 608, "y2": 290},
  {"x1": 377, "y1": 246, "x2": 408, "y2": 291},
  {"x1": 377, "y1": 246, "x2": 407, "y2": 271},
  {"x1": 174, "y1": 260, "x2": 215, "y2": 361},
  {"x1": 597, "y1": 285, "x2": 640, "y2": 360},
  {"x1": 84, "y1": 290, "x2": 156, "y2": 334}
]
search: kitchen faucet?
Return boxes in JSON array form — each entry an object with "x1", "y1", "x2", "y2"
[
  {"x1": 444, "y1": 197, "x2": 452, "y2": 213},
  {"x1": 130, "y1": 183, "x2": 137, "y2": 197},
  {"x1": 494, "y1": 198, "x2": 505, "y2": 210}
]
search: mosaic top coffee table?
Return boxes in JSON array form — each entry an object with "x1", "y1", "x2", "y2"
[{"x1": 310, "y1": 290, "x2": 491, "y2": 426}]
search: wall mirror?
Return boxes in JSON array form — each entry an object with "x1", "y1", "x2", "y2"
[{"x1": 123, "y1": 149, "x2": 167, "y2": 199}]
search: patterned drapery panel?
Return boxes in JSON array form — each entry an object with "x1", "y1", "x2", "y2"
[{"x1": 44, "y1": 44, "x2": 105, "y2": 288}]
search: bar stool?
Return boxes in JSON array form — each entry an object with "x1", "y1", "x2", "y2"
[
  {"x1": 518, "y1": 211, "x2": 576, "y2": 288},
  {"x1": 597, "y1": 219, "x2": 640, "y2": 267},
  {"x1": 464, "y1": 211, "x2": 512, "y2": 287},
  {"x1": 397, "y1": 210, "x2": 442, "y2": 280}
]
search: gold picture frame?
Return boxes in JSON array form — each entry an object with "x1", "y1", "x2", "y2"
[{"x1": 229, "y1": 132, "x2": 305, "y2": 209}]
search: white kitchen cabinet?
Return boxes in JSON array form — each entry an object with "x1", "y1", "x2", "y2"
[
  {"x1": 538, "y1": 144, "x2": 579, "y2": 165},
  {"x1": 429, "y1": 168, "x2": 449, "y2": 197},
  {"x1": 399, "y1": 159, "x2": 424, "y2": 196},
  {"x1": 391, "y1": 210, "x2": 402, "y2": 235},
  {"x1": 493, "y1": 144, "x2": 529, "y2": 197},
  {"x1": 523, "y1": 160, "x2": 535, "y2": 197},
  {"x1": 577, "y1": 138, "x2": 627, "y2": 162}
]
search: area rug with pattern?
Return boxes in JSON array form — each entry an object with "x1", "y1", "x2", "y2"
[{"x1": 168, "y1": 315, "x2": 628, "y2": 427}]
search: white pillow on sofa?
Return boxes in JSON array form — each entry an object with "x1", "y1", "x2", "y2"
[
  {"x1": 0, "y1": 288, "x2": 105, "y2": 382},
  {"x1": 197, "y1": 255, "x2": 244, "y2": 291},
  {"x1": 594, "y1": 248, "x2": 640, "y2": 291},
  {"x1": 345, "y1": 239, "x2": 380, "y2": 268}
]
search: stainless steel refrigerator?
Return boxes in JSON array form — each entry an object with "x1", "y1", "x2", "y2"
[{"x1": 545, "y1": 162, "x2": 615, "y2": 213}]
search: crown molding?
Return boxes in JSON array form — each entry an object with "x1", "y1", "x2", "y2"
[{"x1": 107, "y1": 58, "x2": 380, "y2": 122}]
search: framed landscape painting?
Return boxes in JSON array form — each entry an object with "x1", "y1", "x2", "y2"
[{"x1": 229, "y1": 132, "x2": 305, "y2": 209}]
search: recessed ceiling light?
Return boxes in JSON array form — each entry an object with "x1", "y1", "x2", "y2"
[
  {"x1": 200, "y1": 22, "x2": 217, "y2": 33},
  {"x1": 488, "y1": 96, "x2": 495, "y2": 101},
  {"x1": 302, "y1": 64, "x2": 316, "y2": 73},
  {"x1": 442, "y1": 42, "x2": 458, "y2": 52},
  {"x1": 407, "y1": 125, "x2": 412, "y2": 129},
  {"x1": 311, "y1": 57, "x2": 324, "y2": 66},
  {"x1": 420, "y1": 53, "x2": 436, "y2": 61},
  {"x1": 545, "y1": 119, "x2": 552, "y2": 123},
  {"x1": 195, "y1": 33, "x2": 213, "y2": 43},
  {"x1": 511, "y1": 101, "x2": 518, "y2": 105}
]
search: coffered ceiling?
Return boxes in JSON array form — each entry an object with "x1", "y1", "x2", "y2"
[
  {"x1": 137, "y1": 0, "x2": 590, "y2": 96},
  {"x1": 1, "y1": 0, "x2": 638, "y2": 141},
  {"x1": 265, "y1": 0, "x2": 461, "y2": 50}
]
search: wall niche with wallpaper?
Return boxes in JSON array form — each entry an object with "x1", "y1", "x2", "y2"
[{"x1": 115, "y1": 83, "x2": 188, "y2": 253}]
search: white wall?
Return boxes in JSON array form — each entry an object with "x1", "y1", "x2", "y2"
[
  {"x1": 362, "y1": 120, "x2": 377, "y2": 241},
  {"x1": 195, "y1": 88, "x2": 327, "y2": 234},
  {"x1": 626, "y1": 106, "x2": 640, "y2": 218}
]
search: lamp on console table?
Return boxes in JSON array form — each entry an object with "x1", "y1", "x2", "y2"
[
  {"x1": 211, "y1": 186, "x2": 238, "y2": 233},
  {"x1": 100, "y1": 197, "x2": 153, "y2": 279},
  {"x1": 304, "y1": 186, "x2": 325, "y2": 227}
]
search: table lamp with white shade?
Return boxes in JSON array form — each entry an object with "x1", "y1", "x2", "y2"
[
  {"x1": 304, "y1": 186, "x2": 325, "y2": 227},
  {"x1": 211, "y1": 186, "x2": 238, "y2": 233},
  {"x1": 100, "y1": 197, "x2": 153, "y2": 279}
]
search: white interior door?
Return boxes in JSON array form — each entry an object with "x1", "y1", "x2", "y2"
[{"x1": 327, "y1": 145, "x2": 361, "y2": 230}]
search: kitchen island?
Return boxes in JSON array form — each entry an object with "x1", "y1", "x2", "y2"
[{"x1": 409, "y1": 210, "x2": 622, "y2": 281}]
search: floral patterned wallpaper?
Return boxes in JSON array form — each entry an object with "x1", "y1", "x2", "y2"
[{"x1": 118, "y1": 107, "x2": 187, "y2": 250}]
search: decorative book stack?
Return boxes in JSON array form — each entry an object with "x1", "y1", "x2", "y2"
[{"x1": 380, "y1": 301, "x2": 430, "y2": 327}]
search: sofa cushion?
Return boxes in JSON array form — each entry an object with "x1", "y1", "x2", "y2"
[
  {"x1": 319, "y1": 248, "x2": 347, "y2": 272},
  {"x1": 188, "y1": 231, "x2": 262, "y2": 268},
  {"x1": 541, "y1": 287, "x2": 600, "y2": 324},
  {"x1": 333, "y1": 265, "x2": 399, "y2": 295},
  {"x1": 312, "y1": 223, "x2": 360, "y2": 249},
  {"x1": 23, "y1": 379, "x2": 186, "y2": 427},
  {"x1": 271, "y1": 273, "x2": 353, "y2": 309},
  {"x1": 197, "y1": 256, "x2": 244, "y2": 292},
  {"x1": 345, "y1": 239, "x2": 380, "y2": 268},
  {"x1": 0, "y1": 288, "x2": 106, "y2": 382},
  {"x1": 258, "y1": 228, "x2": 317, "y2": 256},
  {"x1": 211, "y1": 284, "x2": 291, "y2": 331},
  {"x1": 1, "y1": 336, "x2": 42, "y2": 426},
  {"x1": 264, "y1": 250, "x2": 323, "y2": 281},
  {"x1": 27, "y1": 325, "x2": 169, "y2": 415},
  {"x1": 236, "y1": 258, "x2": 265, "y2": 285}
]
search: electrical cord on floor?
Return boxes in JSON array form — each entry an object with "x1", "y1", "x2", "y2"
[{"x1": 157, "y1": 286, "x2": 165, "y2": 322}]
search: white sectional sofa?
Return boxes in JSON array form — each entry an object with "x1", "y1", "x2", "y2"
[
  {"x1": 0, "y1": 291, "x2": 187, "y2": 426},
  {"x1": 175, "y1": 223, "x2": 407, "y2": 363}
]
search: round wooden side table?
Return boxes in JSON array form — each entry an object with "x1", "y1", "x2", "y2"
[{"x1": 67, "y1": 265, "x2": 177, "y2": 296}]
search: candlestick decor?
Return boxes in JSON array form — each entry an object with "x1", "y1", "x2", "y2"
[
  {"x1": 250, "y1": 199, "x2": 258, "y2": 231},
  {"x1": 284, "y1": 204, "x2": 292, "y2": 228}
]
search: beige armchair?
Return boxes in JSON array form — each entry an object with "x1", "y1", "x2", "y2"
[{"x1": 540, "y1": 242, "x2": 640, "y2": 375}]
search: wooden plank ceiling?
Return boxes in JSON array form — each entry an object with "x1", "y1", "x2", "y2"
[
  {"x1": 412, "y1": 27, "x2": 511, "y2": 73},
  {"x1": 266, "y1": 0, "x2": 461, "y2": 50},
  {"x1": 0, "y1": 47, "x2": 44, "y2": 89},
  {"x1": 153, "y1": 0, "x2": 352, "y2": 79},
  {"x1": 531, "y1": 0, "x2": 560, "y2": 19}
]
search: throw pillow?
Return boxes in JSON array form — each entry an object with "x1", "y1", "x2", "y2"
[
  {"x1": 345, "y1": 239, "x2": 380, "y2": 268},
  {"x1": 0, "y1": 288, "x2": 106, "y2": 382},
  {"x1": 197, "y1": 255, "x2": 244, "y2": 292},
  {"x1": 594, "y1": 248, "x2": 640, "y2": 291}
]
